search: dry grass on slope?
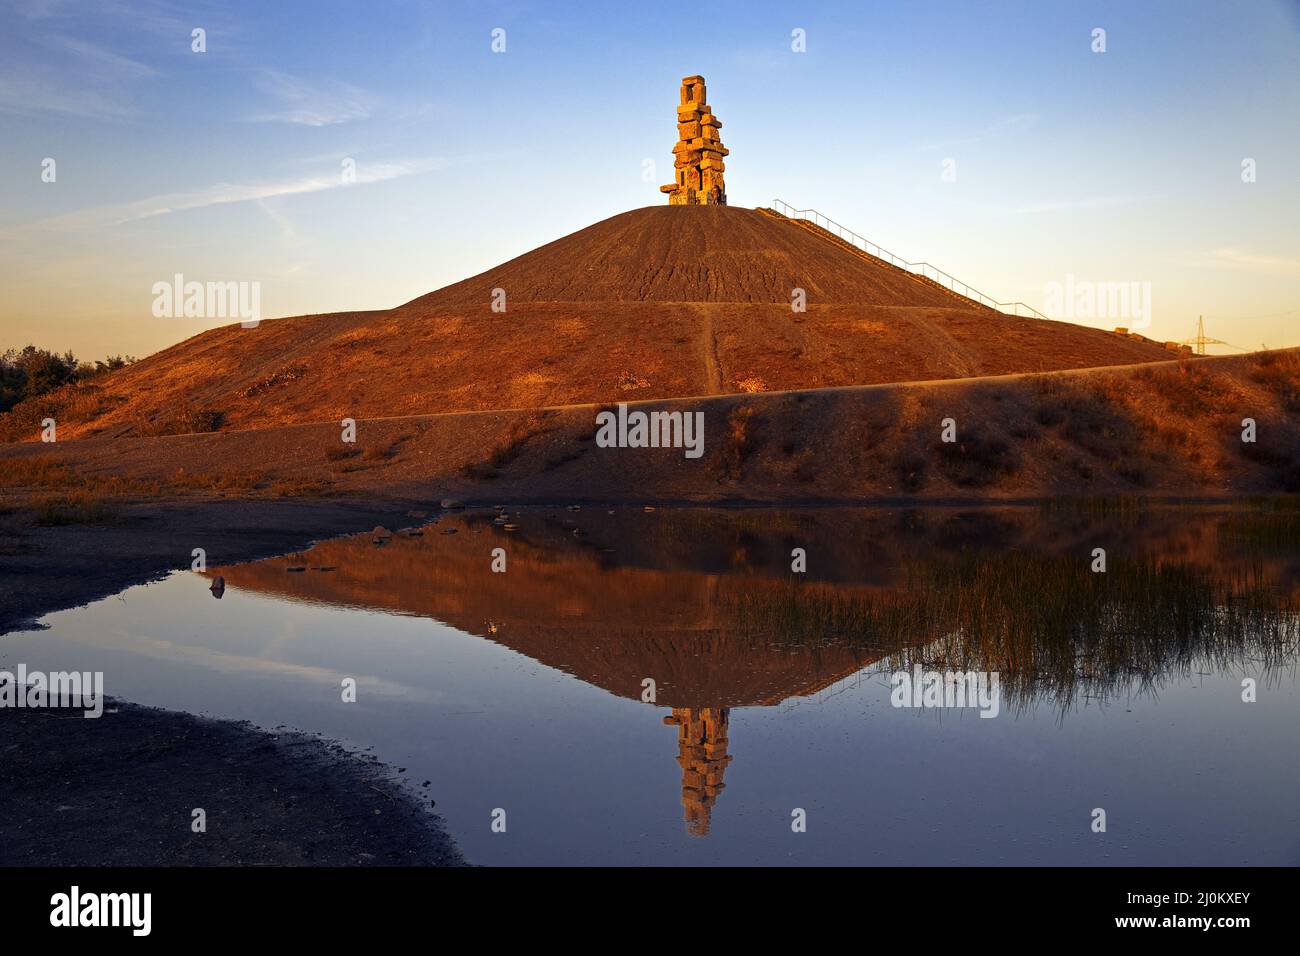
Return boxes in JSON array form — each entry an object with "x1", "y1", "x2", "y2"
[{"x1": 3, "y1": 351, "x2": 1297, "y2": 504}]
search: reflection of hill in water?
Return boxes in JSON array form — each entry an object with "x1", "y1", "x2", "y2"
[
  {"x1": 211, "y1": 506, "x2": 1300, "y2": 835},
  {"x1": 215, "y1": 511, "x2": 892, "y2": 708}
]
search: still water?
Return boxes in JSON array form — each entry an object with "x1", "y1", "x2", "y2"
[{"x1": 4, "y1": 506, "x2": 1298, "y2": 865}]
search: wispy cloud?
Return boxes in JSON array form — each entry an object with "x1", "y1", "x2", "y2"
[
  {"x1": 1, "y1": 1, "x2": 237, "y2": 118},
  {"x1": 14, "y1": 0, "x2": 222, "y2": 38},
  {"x1": 248, "y1": 70, "x2": 374, "y2": 126},
  {"x1": 0, "y1": 73, "x2": 138, "y2": 118},
  {"x1": 917, "y1": 113, "x2": 1040, "y2": 152},
  {"x1": 47, "y1": 34, "x2": 158, "y2": 80},
  {"x1": 10, "y1": 158, "x2": 445, "y2": 235},
  {"x1": 257, "y1": 199, "x2": 300, "y2": 246},
  {"x1": 0, "y1": 31, "x2": 157, "y2": 118},
  {"x1": 950, "y1": 194, "x2": 1146, "y2": 217},
  {"x1": 1182, "y1": 248, "x2": 1300, "y2": 278}
]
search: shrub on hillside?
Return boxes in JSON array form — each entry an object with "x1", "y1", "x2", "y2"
[
  {"x1": 0, "y1": 382, "x2": 129, "y2": 443},
  {"x1": 718, "y1": 405, "x2": 755, "y2": 481},
  {"x1": 0, "y1": 346, "x2": 134, "y2": 413},
  {"x1": 240, "y1": 364, "x2": 307, "y2": 398},
  {"x1": 1031, "y1": 378, "x2": 1143, "y2": 459},
  {"x1": 934, "y1": 427, "x2": 1019, "y2": 488},
  {"x1": 1141, "y1": 361, "x2": 1243, "y2": 416},
  {"x1": 135, "y1": 407, "x2": 226, "y2": 437},
  {"x1": 463, "y1": 416, "x2": 556, "y2": 480},
  {"x1": 1249, "y1": 350, "x2": 1300, "y2": 412}
]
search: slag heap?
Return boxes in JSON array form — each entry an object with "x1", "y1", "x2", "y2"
[{"x1": 659, "y1": 75, "x2": 728, "y2": 205}]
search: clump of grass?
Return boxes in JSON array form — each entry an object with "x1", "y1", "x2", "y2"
[
  {"x1": 1142, "y1": 361, "x2": 1243, "y2": 416},
  {"x1": 933, "y1": 426, "x2": 1018, "y2": 488},
  {"x1": 718, "y1": 405, "x2": 755, "y2": 481},
  {"x1": 1249, "y1": 350, "x2": 1300, "y2": 412},
  {"x1": 0, "y1": 456, "x2": 82, "y2": 489},
  {"x1": 1238, "y1": 440, "x2": 1300, "y2": 491},
  {"x1": 1, "y1": 456, "x2": 332, "y2": 501},
  {"x1": 1007, "y1": 416, "x2": 1038, "y2": 440},
  {"x1": 0, "y1": 456, "x2": 161, "y2": 497},
  {"x1": 893, "y1": 451, "x2": 928, "y2": 492},
  {"x1": 1037, "y1": 496, "x2": 1145, "y2": 517},
  {"x1": 0, "y1": 455, "x2": 284, "y2": 501},
  {"x1": 1031, "y1": 378, "x2": 1143, "y2": 460},
  {"x1": 270, "y1": 478, "x2": 330, "y2": 497},
  {"x1": 1115, "y1": 460, "x2": 1150, "y2": 487},
  {"x1": 31, "y1": 491, "x2": 115, "y2": 525},
  {"x1": 463, "y1": 416, "x2": 555, "y2": 480},
  {"x1": 0, "y1": 383, "x2": 129, "y2": 443},
  {"x1": 165, "y1": 469, "x2": 264, "y2": 493},
  {"x1": 541, "y1": 446, "x2": 587, "y2": 471},
  {"x1": 135, "y1": 406, "x2": 225, "y2": 437},
  {"x1": 791, "y1": 450, "x2": 819, "y2": 483},
  {"x1": 239, "y1": 364, "x2": 306, "y2": 399}
]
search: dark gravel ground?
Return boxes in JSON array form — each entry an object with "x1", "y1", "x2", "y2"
[
  {"x1": 0, "y1": 496, "x2": 467, "y2": 867},
  {"x1": 0, "y1": 698, "x2": 466, "y2": 866}
]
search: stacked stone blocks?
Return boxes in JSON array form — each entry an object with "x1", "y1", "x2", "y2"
[{"x1": 660, "y1": 75, "x2": 728, "y2": 206}]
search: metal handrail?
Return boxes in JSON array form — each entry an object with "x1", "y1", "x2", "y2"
[{"x1": 770, "y1": 199, "x2": 1049, "y2": 320}]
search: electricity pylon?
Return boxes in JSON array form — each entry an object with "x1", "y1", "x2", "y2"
[{"x1": 1181, "y1": 315, "x2": 1233, "y2": 355}]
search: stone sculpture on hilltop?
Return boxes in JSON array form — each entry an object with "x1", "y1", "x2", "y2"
[{"x1": 660, "y1": 75, "x2": 728, "y2": 205}]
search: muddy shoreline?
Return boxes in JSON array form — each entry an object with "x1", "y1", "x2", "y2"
[
  {"x1": 0, "y1": 697, "x2": 465, "y2": 866},
  {"x1": 0, "y1": 497, "x2": 473, "y2": 866}
]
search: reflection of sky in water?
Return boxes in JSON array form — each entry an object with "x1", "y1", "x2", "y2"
[{"x1": 3, "y1": 509, "x2": 1298, "y2": 866}]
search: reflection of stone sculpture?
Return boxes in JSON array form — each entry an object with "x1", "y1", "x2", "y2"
[
  {"x1": 660, "y1": 75, "x2": 728, "y2": 206},
  {"x1": 664, "y1": 706, "x2": 732, "y2": 835}
]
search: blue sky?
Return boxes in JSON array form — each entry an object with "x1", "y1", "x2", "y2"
[{"x1": 2, "y1": 0, "x2": 1298, "y2": 358}]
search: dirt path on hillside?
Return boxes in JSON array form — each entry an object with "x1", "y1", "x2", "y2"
[
  {"x1": 905, "y1": 311, "x2": 980, "y2": 377},
  {"x1": 693, "y1": 303, "x2": 725, "y2": 394}
]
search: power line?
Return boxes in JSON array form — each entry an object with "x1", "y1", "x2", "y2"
[{"x1": 1206, "y1": 306, "x2": 1300, "y2": 323}]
